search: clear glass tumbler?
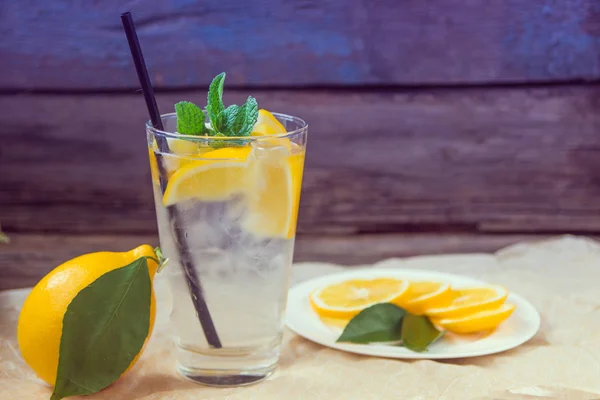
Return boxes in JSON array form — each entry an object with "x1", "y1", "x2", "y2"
[{"x1": 146, "y1": 113, "x2": 307, "y2": 386}]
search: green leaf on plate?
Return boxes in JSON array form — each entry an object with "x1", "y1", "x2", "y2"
[
  {"x1": 336, "y1": 303, "x2": 406, "y2": 344},
  {"x1": 50, "y1": 257, "x2": 152, "y2": 400},
  {"x1": 401, "y1": 313, "x2": 444, "y2": 352}
]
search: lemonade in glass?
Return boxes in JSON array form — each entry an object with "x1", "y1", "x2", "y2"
[{"x1": 147, "y1": 100, "x2": 307, "y2": 386}]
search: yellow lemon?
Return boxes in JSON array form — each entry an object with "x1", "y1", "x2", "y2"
[
  {"x1": 309, "y1": 278, "x2": 411, "y2": 319},
  {"x1": 433, "y1": 303, "x2": 516, "y2": 334},
  {"x1": 17, "y1": 245, "x2": 159, "y2": 386}
]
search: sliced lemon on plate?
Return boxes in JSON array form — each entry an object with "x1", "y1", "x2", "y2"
[
  {"x1": 433, "y1": 303, "x2": 516, "y2": 334},
  {"x1": 309, "y1": 278, "x2": 411, "y2": 319},
  {"x1": 162, "y1": 146, "x2": 251, "y2": 205},
  {"x1": 318, "y1": 316, "x2": 352, "y2": 328},
  {"x1": 425, "y1": 285, "x2": 508, "y2": 319},
  {"x1": 242, "y1": 143, "x2": 304, "y2": 239},
  {"x1": 399, "y1": 281, "x2": 453, "y2": 315}
]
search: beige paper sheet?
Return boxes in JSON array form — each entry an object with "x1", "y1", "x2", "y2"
[{"x1": 2, "y1": 235, "x2": 600, "y2": 399}]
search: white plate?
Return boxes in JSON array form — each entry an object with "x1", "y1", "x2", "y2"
[{"x1": 285, "y1": 268, "x2": 541, "y2": 359}]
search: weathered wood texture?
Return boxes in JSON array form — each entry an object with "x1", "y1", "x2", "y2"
[
  {"x1": 0, "y1": 233, "x2": 561, "y2": 290},
  {"x1": 2, "y1": 86, "x2": 600, "y2": 235},
  {"x1": 2, "y1": 0, "x2": 600, "y2": 89}
]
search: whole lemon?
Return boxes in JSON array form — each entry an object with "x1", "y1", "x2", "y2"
[{"x1": 17, "y1": 245, "x2": 158, "y2": 386}]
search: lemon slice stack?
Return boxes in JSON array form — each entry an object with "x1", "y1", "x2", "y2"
[{"x1": 310, "y1": 278, "x2": 516, "y2": 334}]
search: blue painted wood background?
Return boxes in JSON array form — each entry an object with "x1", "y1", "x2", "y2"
[
  {"x1": 2, "y1": 0, "x2": 600, "y2": 90},
  {"x1": 3, "y1": 0, "x2": 600, "y2": 240}
]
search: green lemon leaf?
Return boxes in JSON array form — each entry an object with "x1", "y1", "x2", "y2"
[
  {"x1": 174, "y1": 101, "x2": 207, "y2": 135},
  {"x1": 50, "y1": 257, "x2": 152, "y2": 400},
  {"x1": 336, "y1": 303, "x2": 406, "y2": 344},
  {"x1": 401, "y1": 313, "x2": 444, "y2": 352},
  {"x1": 206, "y1": 72, "x2": 226, "y2": 131}
]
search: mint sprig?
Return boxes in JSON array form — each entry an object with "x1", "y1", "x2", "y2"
[{"x1": 173, "y1": 72, "x2": 260, "y2": 144}]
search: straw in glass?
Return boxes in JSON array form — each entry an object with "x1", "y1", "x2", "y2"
[{"x1": 120, "y1": 12, "x2": 222, "y2": 348}]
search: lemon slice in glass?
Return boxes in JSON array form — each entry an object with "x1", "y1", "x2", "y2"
[{"x1": 162, "y1": 147, "x2": 251, "y2": 206}]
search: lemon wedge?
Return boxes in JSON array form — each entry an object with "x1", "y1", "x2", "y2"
[
  {"x1": 252, "y1": 109, "x2": 286, "y2": 135},
  {"x1": 309, "y1": 278, "x2": 411, "y2": 319},
  {"x1": 251, "y1": 109, "x2": 292, "y2": 150},
  {"x1": 242, "y1": 142, "x2": 304, "y2": 239}
]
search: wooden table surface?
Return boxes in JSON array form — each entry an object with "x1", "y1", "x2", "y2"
[{"x1": 4, "y1": 236, "x2": 600, "y2": 399}]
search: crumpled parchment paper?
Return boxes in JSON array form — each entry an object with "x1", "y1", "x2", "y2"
[{"x1": 2, "y1": 235, "x2": 600, "y2": 399}]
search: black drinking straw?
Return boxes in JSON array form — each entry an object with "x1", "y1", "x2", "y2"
[{"x1": 121, "y1": 12, "x2": 222, "y2": 349}]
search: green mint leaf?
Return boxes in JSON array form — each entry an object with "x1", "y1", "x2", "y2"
[
  {"x1": 234, "y1": 96, "x2": 259, "y2": 137},
  {"x1": 206, "y1": 72, "x2": 226, "y2": 132},
  {"x1": 174, "y1": 101, "x2": 207, "y2": 135},
  {"x1": 221, "y1": 104, "x2": 239, "y2": 135},
  {"x1": 336, "y1": 303, "x2": 406, "y2": 344},
  {"x1": 401, "y1": 313, "x2": 444, "y2": 352},
  {"x1": 51, "y1": 258, "x2": 152, "y2": 400}
]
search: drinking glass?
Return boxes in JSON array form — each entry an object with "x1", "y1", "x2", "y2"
[{"x1": 146, "y1": 112, "x2": 307, "y2": 386}]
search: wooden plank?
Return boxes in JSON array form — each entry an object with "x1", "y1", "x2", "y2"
[
  {"x1": 0, "y1": 233, "x2": 557, "y2": 290},
  {"x1": 2, "y1": 0, "x2": 600, "y2": 89},
  {"x1": 2, "y1": 86, "x2": 600, "y2": 235},
  {"x1": 293, "y1": 233, "x2": 564, "y2": 266}
]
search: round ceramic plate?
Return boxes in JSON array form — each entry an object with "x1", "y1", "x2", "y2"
[{"x1": 285, "y1": 268, "x2": 541, "y2": 359}]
